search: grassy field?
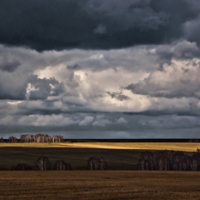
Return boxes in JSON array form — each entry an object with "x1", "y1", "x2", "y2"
[
  {"x1": 0, "y1": 142, "x2": 199, "y2": 170},
  {"x1": 0, "y1": 147, "x2": 140, "y2": 170},
  {"x1": 0, "y1": 171, "x2": 200, "y2": 200},
  {"x1": 0, "y1": 142, "x2": 200, "y2": 152}
]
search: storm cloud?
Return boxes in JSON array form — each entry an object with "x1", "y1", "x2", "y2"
[
  {"x1": 0, "y1": 0, "x2": 199, "y2": 51},
  {"x1": 126, "y1": 41, "x2": 200, "y2": 99},
  {"x1": 1, "y1": 0, "x2": 200, "y2": 138}
]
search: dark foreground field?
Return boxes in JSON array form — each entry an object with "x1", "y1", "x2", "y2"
[
  {"x1": 0, "y1": 147, "x2": 141, "y2": 170},
  {"x1": 0, "y1": 171, "x2": 200, "y2": 200}
]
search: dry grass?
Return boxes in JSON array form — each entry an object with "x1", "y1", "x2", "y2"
[
  {"x1": 0, "y1": 171, "x2": 200, "y2": 200},
  {"x1": 0, "y1": 142, "x2": 200, "y2": 152}
]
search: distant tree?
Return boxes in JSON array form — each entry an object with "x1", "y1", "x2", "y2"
[
  {"x1": 20, "y1": 135, "x2": 25, "y2": 143},
  {"x1": 55, "y1": 160, "x2": 72, "y2": 170},
  {"x1": 8, "y1": 136, "x2": 17, "y2": 143},
  {"x1": 35, "y1": 156, "x2": 51, "y2": 170},
  {"x1": 12, "y1": 163, "x2": 32, "y2": 170},
  {"x1": 87, "y1": 157, "x2": 107, "y2": 170}
]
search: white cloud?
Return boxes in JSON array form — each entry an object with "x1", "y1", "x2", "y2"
[
  {"x1": 26, "y1": 83, "x2": 39, "y2": 100},
  {"x1": 117, "y1": 117, "x2": 127, "y2": 124},
  {"x1": 17, "y1": 115, "x2": 77, "y2": 126},
  {"x1": 127, "y1": 57, "x2": 200, "y2": 99},
  {"x1": 79, "y1": 116, "x2": 94, "y2": 126},
  {"x1": 1, "y1": 41, "x2": 200, "y2": 125}
]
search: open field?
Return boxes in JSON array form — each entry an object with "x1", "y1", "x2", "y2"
[
  {"x1": 0, "y1": 142, "x2": 199, "y2": 170},
  {"x1": 0, "y1": 147, "x2": 140, "y2": 170},
  {"x1": 0, "y1": 171, "x2": 200, "y2": 200},
  {"x1": 0, "y1": 142, "x2": 200, "y2": 152}
]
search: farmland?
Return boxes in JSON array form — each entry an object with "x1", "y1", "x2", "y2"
[
  {"x1": 0, "y1": 142, "x2": 200, "y2": 152},
  {"x1": 0, "y1": 147, "x2": 140, "y2": 170},
  {"x1": 0, "y1": 171, "x2": 200, "y2": 200},
  {"x1": 0, "y1": 143, "x2": 200, "y2": 199},
  {"x1": 0, "y1": 142, "x2": 199, "y2": 170}
]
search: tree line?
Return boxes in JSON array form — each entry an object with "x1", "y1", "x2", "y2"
[{"x1": 0, "y1": 134, "x2": 64, "y2": 143}]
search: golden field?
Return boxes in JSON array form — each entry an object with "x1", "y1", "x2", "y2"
[
  {"x1": 0, "y1": 142, "x2": 200, "y2": 152},
  {"x1": 0, "y1": 171, "x2": 200, "y2": 200}
]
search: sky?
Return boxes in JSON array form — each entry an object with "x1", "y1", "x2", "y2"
[{"x1": 1, "y1": 0, "x2": 200, "y2": 138}]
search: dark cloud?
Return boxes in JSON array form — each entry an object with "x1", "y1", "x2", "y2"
[
  {"x1": 126, "y1": 79, "x2": 199, "y2": 99},
  {"x1": 126, "y1": 40, "x2": 200, "y2": 99},
  {"x1": 107, "y1": 91, "x2": 131, "y2": 101},
  {"x1": 184, "y1": 15, "x2": 200, "y2": 45},
  {"x1": 0, "y1": 0, "x2": 199, "y2": 51},
  {"x1": 67, "y1": 63, "x2": 80, "y2": 70},
  {"x1": 125, "y1": 61, "x2": 200, "y2": 99},
  {"x1": 27, "y1": 75, "x2": 64, "y2": 100},
  {"x1": 0, "y1": 73, "x2": 64, "y2": 100},
  {"x1": 16, "y1": 101, "x2": 64, "y2": 116},
  {"x1": 0, "y1": 61, "x2": 21, "y2": 72},
  {"x1": 1, "y1": 1, "x2": 200, "y2": 139},
  {"x1": 1, "y1": 113, "x2": 200, "y2": 139},
  {"x1": 0, "y1": 78, "x2": 27, "y2": 100},
  {"x1": 151, "y1": 40, "x2": 200, "y2": 69}
]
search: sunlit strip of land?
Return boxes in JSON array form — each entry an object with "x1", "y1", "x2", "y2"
[{"x1": 0, "y1": 142, "x2": 200, "y2": 152}]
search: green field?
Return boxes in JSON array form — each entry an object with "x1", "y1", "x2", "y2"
[
  {"x1": 0, "y1": 142, "x2": 200, "y2": 152},
  {"x1": 0, "y1": 147, "x2": 140, "y2": 170},
  {"x1": 0, "y1": 171, "x2": 200, "y2": 200}
]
